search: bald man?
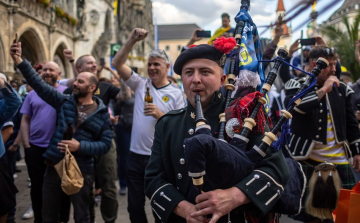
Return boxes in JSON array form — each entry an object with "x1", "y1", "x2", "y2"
[
  {"x1": 10, "y1": 42, "x2": 112, "y2": 222},
  {"x1": 19, "y1": 61, "x2": 68, "y2": 223}
]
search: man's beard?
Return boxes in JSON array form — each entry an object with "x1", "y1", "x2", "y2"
[
  {"x1": 43, "y1": 76, "x2": 57, "y2": 86},
  {"x1": 73, "y1": 86, "x2": 89, "y2": 98}
]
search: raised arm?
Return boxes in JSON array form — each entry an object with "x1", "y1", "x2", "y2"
[
  {"x1": 63, "y1": 49, "x2": 78, "y2": 87},
  {"x1": 112, "y1": 28, "x2": 148, "y2": 81},
  {"x1": 10, "y1": 42, "x2": 65, "y2": 109}
]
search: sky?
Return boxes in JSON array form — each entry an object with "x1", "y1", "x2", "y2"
[{"x1": 152, "y1": 0, "x2": 345, "y2": 41}]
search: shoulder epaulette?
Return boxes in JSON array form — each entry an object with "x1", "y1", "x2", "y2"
[
  {"x1": 285, "y1": 78, "x2": 302, "y2": 90},
  {"x1": 339, "y1": 82, "x2": 354, "y2": 97}
]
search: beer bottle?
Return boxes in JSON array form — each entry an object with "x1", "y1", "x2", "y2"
[
  {"x1": 145, "y1": 87, "x2": 153, "y2": 103},
  {"x1": 63, "y1": 122, "x2": 73, "y2": 140}
]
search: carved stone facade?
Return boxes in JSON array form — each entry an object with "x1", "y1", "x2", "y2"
[
  {"x1": 0, "y1": 0, "x2": 153, "y2": 80},
  {"x1": 0, "y1": 0, "x2": 76, "y2": 79},
  {"x1": 115, "y1": 0, "x2": 154, "y2": 76}
]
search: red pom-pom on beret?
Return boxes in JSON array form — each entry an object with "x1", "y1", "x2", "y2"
[{"x1": 213, "y1": 37, "x2": 236, "y2": 54}]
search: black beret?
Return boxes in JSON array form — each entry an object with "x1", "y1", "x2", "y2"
[{"x1": 173, "y1": 44, "x2": 224, "y2": 75}]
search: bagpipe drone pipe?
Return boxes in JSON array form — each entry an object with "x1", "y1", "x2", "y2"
[{"x1": 183, "y1": 0, "x2": 329, "y2": 216}]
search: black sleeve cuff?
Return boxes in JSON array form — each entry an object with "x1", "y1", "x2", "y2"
[
  {"x1": 235, "y1": 170, "x2": 284, "y2": 217},
  {"x1": 149, "y1": 184, "x2": 186, "y2": 222}
]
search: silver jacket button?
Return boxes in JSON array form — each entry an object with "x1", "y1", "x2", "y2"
[
  {"x1": 188, "y1": 129, "x2": 194, "y2": 135},
  {"x1": 179, "y1": 158, "x2": 185, "y2": 165},
  {"x1": 320, "y1": 110, "x2": 323, "y2": 114},
  {"x1": 318, "y1": 127, "x2": 322, "y2": 131},
  {"x1": 320, "y1": 103, "x2": 322, "y2": 106},
  {"x1": 319, "y1": 119, "x2": 322, "y2": 123},
  {"x1": 316, "y1": 135, "x2": 319, "y2": 139},
  {"x1": 177, "y1": 173, "x2": 182, "y2": 179}
]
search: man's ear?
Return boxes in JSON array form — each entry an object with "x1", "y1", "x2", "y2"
[
  {"x1": 89, "y1": 84, "x2": 96, "y2": 93},
  {"x1": 166, "y1": 63, "x2": 170, "y2": 70},
  {"x1": 220, "y1": 74, "x2": 226, "y2": 85}
]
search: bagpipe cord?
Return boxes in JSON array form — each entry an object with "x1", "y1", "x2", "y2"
[{"x1": 259, "y1": 58, "x2": 317, "y2": 152}]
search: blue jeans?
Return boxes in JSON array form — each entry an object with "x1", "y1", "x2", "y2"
[
  {"x1": 114, "y1": 124, "x2": 131, "y2": 189},
  {"x1": 42, "y1": 166, "x2": 93, "y2": 223}
]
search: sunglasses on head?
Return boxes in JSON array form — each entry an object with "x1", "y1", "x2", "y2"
[
  {"x1": 152, "y1": 49, "x2": 169, "y2": 61},
  {"x1": 323, "y1": 47, "x2": 336, "y2": 56}
]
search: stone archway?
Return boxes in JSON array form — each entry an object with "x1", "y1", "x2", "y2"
[{"x1": 18, "y1": 28, "x2": 47, "y2": 66}]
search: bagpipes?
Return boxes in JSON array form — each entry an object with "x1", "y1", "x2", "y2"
[{"x1": 183, "y1": 0, "x2": 330, "y2": 218}]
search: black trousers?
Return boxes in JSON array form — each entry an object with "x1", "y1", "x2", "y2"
[
  {"x1": 24, "y1": 144, "x2": 71, "y2": 223},
  {"x1": 24, "y1": 145, "x2": 47, "y2": 223},
  {"x1": 127, "y1": 152, "x2": 161, "y2": 223}
]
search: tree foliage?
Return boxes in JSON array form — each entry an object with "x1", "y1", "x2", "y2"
[{"x1": 321, "y1": 13, "x2": 360, "y2": 81}]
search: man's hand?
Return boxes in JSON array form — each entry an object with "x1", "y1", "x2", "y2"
[
  {"x1": 57, "y1": 139, "x2": 80, "y2": 153},
  {"x1": 8, "y1": 144, "x2": 19, "y2": 152},
  {"x1": 103, "y1": 64, "x2": 111, "y2": 71},
  {"x1": 353, "y1": 155, "x2": 360, "y2": 172},
  {"x1": 191, "y1": 29, "x2": 204, "y2": 43},
  {"x1": 23, "y1": 142, "x2": 31, "y2": 149},
  {"x1": 144, "y1": 103, "x2": 164, "y2": 119},
  {"x1": 316, "y1": 76, "x2": 340, "y2": 100},
  {"x1": 130, "y1": 28, "x2": 148, "y2": 43},
  {"x1": 63, "y1": 49, "x2": 74, "y2": 61},
  {"x1": 322, "y1": 76, "x2": 340, "y2": 93},
  {"x1": 174, "y1": 201, "x2": 208, "y2": 223},
  {"x1": 185, "y1": 29, "x2": 204, "y2": 47},
  {"x1": 274, "y1": 25, "x2": 284, "y2": 39},
  {"x1": 191, "y1": 187, "x2": 250, "y2": 223},
  {"x1": 315, "y1": 36, "x2": 327, "y2": 46},
  {"x1": 288, "y1": 40, "x2": 300, "y2": 58},
  {"x1": 110, "y1": 115, "x2": 119, "y2": 125},
  {"x1": 10, "y1": 42, "x2": 23, "y2": 65}
]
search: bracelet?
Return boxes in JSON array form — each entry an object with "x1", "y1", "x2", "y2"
[{"x1": 69, "y1": 59, "x2": 75, "y2": 63}]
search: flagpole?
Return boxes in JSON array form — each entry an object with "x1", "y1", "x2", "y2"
[{"x1": 154, "y1": 17, "x2": 158, "y2": 50}]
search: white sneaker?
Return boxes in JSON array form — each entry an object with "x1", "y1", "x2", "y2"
[{"x1": 23, "y1": 205, "x2": 34, "y2": 219}]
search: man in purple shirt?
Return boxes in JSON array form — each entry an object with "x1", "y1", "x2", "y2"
[{"x1": 20, "y1": 61, "x2": 67, "y2": 223}]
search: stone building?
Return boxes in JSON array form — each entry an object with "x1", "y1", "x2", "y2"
[
  {"x1": 115, "y1": 0, "x2": 154, "y2": 76},
  {"x1": 320, "y1": 0, "x2": 360, "y2": 34},
  {"x1": 158, "y1": 24, "x2": 209, "y2": 69},
  {"x1": 0, "y1": 0, "x2": 154, "y2": 80},
  {"x1": 270, "y1": 0, "x2": 292, "y2": 50}
]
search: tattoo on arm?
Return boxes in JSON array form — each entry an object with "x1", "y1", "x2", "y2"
[{"x1": 316, "y1": 90, "x2": 324, "y2": 100}]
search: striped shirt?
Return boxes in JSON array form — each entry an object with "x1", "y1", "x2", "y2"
[{"x1": 309, "y1": 109, "x2": 348, "y2": 164}]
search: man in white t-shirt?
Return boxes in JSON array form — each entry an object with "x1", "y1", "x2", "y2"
[{"x1": 112, "y1": 28, "x2": 186, "y2": 223}]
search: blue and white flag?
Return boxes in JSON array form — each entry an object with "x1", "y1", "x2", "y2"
[{"x1": 234, "y1": 7, "x2": 265, "y2": 90}]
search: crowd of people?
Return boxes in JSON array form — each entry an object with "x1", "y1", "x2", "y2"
[{"x1": 1, "y1": 11, "x2": 360, "y2": 223}]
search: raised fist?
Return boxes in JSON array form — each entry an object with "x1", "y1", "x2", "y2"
[
  {"x1": 63, "y1": 49, "x2": 74, "y2": 61},
  {"x1": 130, "y1": 28, "x2": 148, "y2": 42}
]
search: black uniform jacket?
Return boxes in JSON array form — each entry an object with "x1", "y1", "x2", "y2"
[
  {"x1": 145, "y1": 91, "x2": 290, "y2": 223},
  {"x1": 285, "y1": 78, "x2": 360, "y2": 160}
]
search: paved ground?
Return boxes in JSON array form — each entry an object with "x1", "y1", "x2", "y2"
[
  {"x1": 13, "y1": 154, "x2": 298, "y2": 223},
  {"x1": 14, "y1": 158, "x2": 155, "y2": 223}
]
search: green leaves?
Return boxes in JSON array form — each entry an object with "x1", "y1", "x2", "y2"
[{"x1": 321, "y1": 13, "x2": 360, "y2": 81}]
